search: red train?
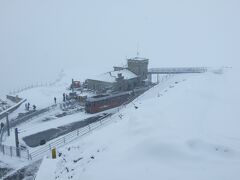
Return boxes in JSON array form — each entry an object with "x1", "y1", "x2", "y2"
[
  {"x1": 85, "y1": 86, "x2": 150, "y2": 114},
  {"x1": 85, "y1": 91, "x2": 132, "y2": 114}
]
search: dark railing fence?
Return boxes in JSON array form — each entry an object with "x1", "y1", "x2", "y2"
[
  {"x1": 0, "y1": 144, "x2": 31, "y2": 160},
  {"x1": 29, "y1": 114, "x2": 111, "y2": 160}
]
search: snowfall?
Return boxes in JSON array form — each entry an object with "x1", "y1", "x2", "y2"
[{"x1": 21, "y1": 67, "x2": 238, "y2": 180}]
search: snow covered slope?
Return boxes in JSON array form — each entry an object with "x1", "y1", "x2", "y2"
[{"x1": 36, "y1": 68, "x2": 240, "y2": 180}]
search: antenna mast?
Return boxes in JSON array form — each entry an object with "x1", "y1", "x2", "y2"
[{"x1": 137, "y1": 43, "x2": 140, "y2": 57}]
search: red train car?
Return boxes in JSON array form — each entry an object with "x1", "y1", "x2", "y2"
[
  {"x1": 85, "y1": 91, "x2": 132, "y2": 114},
  {"x1": 85, "y1": 86, "x2": 151, "y2": 114}
]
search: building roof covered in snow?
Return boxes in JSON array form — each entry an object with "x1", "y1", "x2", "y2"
[
  {"x1": 127, "y1": 57, "x2": 149, "y2": 61},
  {"x1": 88, "y1": 69, "x2": 138, "y2": 83}
]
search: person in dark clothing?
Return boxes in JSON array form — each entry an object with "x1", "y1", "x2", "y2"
[
  {"x1": 27, "y1": 103, "x2": 30, "y2": 110},
  {"x1": 33, "y1": 105, "x2": 36, "y2": 110},
  {"x1": 63, "y1": 93, "x2": 66, "y2": 102},
  {"x1": 0, "y1": 122, "x2": 4, "y2": 129},
  {"x1": 54, "y1": 97, "x2": 57, "y2": 104}
]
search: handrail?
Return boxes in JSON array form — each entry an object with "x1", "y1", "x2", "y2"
[
  {"x1": 148, "y1": 67, "x2": 208, "y2": 74},
  {"x1": 0, "y1": 99, "x2": 26, "y2": 120}
]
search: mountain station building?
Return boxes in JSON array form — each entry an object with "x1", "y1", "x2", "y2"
[{"x1": 86, "y1": 57, "x2": 149, "y2": 93}]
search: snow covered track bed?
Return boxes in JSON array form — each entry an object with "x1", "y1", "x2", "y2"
[
  {"x1": 23, "y1": 113, "x2": 112, "y2": 148},
  {"x1": 35, "y1": 68, "x2": 240, "y2": 180}
]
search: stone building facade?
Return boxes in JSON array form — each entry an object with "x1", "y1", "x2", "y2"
[{"x1": 127, "y1": 57, "x2": 149, "y2": 80}]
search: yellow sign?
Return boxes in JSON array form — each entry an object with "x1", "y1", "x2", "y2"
[{"x1": 52, "y1": 148, "x2": 56, "y2": 159}]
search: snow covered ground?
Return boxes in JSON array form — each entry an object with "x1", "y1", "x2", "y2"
[
  {"x1": 35, "y1": 68, "x2": 240, "y2": 180},
  {"x1": 0, "y1": 69, "x2": 89, "y2": 149},
  {"x1": 1, "y1": 68, "x2": 119, "y2": 151}
]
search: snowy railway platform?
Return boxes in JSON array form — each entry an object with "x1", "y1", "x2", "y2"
[{"x1": 22, "y1": 113, "x2": 112, "y2": 148}]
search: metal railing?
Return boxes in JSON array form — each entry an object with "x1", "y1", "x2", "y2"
[
  {"x1": 9, "y1": 70, "x2": 65, "y2": 95},
  {"x1": 148, "y1": 67, "x2": 208, "y2": 74},
  {"x1": 10, "y1": 104, "x2": 57, "y2": 128},
  {"x1": 0, "y1": 99, "x2": 26, "y2": 120},
  {"x1": 0, "y1": 105, "x2": 57, "y2": 145},
  {"x1": 29, "y1": 113, "x2": 111, "y2": 160},
  {"x1": 0, "y1": 99, "x2": 136, "y2": 160},
  {"x1": 0, "y1": 144, "x2": 31, "y2": 160}
]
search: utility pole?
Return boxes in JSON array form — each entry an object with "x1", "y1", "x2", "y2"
[
  {"x1": 15, "y1": 128, "x2": 20, "y2": 157},
  {"x1": 6, "y1": 113, "x2": 10, "y2": 136}
]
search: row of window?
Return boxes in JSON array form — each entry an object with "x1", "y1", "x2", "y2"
[{"x1": 87, "y1": 94, "x2": 130, "y2": 108}]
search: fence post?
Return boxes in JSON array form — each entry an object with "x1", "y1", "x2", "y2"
[
  {"x1": 49, "y1": 144, "x2": 51, "y2": 151},
  {"x1": 88, "y1": 125, "x2": 91, "y2": 131},
  {"x1": 6, "y1": 113, "x2": 10, "y2": 136},
  {"x1": 2, "y1": 145, "x2": 5, "y2": 155},
  {"x1": 77, "y1": 130, "x2": 79, "y2": 136},
  {"x1": 63, "y1": 137, "x2": 65, "y2": 144},
  {"x1": 29, "y1": 153, "x2": 32, "y2": 161},
  {"x1": 10, "y1": 146, "x2": 12, "y2": 157},
  {"x1": 15, "y1": 128, "x2": 20, "y2": 157},
  {"x1": 27, "y1": 150, "x2": 30, "y2": 160}
]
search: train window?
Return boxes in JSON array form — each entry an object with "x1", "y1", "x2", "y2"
[{"x1": 96, "y1": 101, "x2": 99, "y2": 106}]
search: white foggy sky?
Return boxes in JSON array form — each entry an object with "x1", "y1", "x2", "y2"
[{"x1": 0, "y1": 0, "x2": 240, "y2": 98}]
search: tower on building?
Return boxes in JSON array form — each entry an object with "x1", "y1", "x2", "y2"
[{"x1": 127, "y1": 57, "x2": 149, "y2": 80}]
